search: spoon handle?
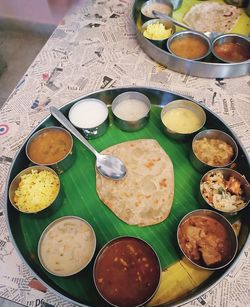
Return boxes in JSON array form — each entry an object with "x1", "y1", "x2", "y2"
[
  {"x1": 50, "y1": 106, "x2": 99, "y2": 157},
  {"x1": 152, "y1": 10, "x2": 194, "y2": 31}
]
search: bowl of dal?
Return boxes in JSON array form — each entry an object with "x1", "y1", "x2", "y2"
[
  {"x1": 142, "y1": 18, "x2": 175, "y2": 48},
  {"x1": 26, "y1": 126, "x2": 75, "y2": 174},
  {"x1": 9, "y1": 165, "x2": 61, "y2": 215},
  {"x1": 211, "y1": 34, "x2": 250, "y2": 63},
  {"x1": 38, "y1": 216, "x2": 96, "y2": 276},
  {"x1": 160, "y1": 100, "x2": 206, "y2": 141},
  {"x1": 167, "y1": 31, "x2": 211, "y2": 61},
  {"x1": 93, "y1": 236, "x2": 161, "y2": 307}
]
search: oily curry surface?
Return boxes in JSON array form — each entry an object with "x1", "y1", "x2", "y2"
[
  {"x1": 96, "y1": 139, "x2": 174, "y2": 226},
  {"x1": 94, "y1": 237, "x2": 160, "y2": 306},
  {"x1": 178, "y1": 215, "x2": 233, "y2": 268},
  {"x1": 28, "y1": 129, "x2": 72, "y2": 164}
]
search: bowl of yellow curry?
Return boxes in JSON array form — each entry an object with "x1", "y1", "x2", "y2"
[
  {"x1": 160, "y1": 99, "x2": 206, "y2": 141},
  {"x1": 26, "y1": 126, "x2": 75, "y2": 174}
]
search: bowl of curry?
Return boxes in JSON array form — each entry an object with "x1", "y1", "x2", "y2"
[
  {"x1": 167, "y1": 31, "x2": 211, "y2": 61},
  {"x1": 177, "y1": 209, "x2": 238, "y2": 270},
  {"x1": 93, "y1": 236, "x2": 161, "y2": 306},
  {"x1": 190, "y1": 129, "x2": 238, "y2": 173},
  {"x1": 26, "y1": 126, "x2": 75, "y2": 174},
  {"x1": 212, "y1": 34, "x2": 250, "y2": 63}
]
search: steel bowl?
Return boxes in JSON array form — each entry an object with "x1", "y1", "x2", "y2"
[
  {"x1": 93, "y1": 236, "x2": 161, "y2": 307},
  {"x1": 190, "y1": 129, "x2": 238, "y2": 173},
  {"x1": 112, "y1": 91, "x2": 151, "y2": 131},
  {"x1": 142, "y1": 18, "x2": 176, "y2": 48},
  {"x1": 160, "y1": 99, "x2": 206, "y2": 141},
  {"x1": 212, "y1": 34, "x2": 250, "y2": 63},
  {"x1": 9, "y1": 165, "x2": 62, "y2": 216},
  {"x1": 177, "y1": 209, "x2": 238, "y2": 270},
  {"x1": 200, "y1": 168, "x2": 250, "y2": 216},
  {"x1": 167, "y1": 31, "x2": 212, "y2": 61},
  {"x1": 68, "y1": 98, "x2": 109, "y2": 139},
  {"x1": 140, "y1": 0, "x2": 173, "y2": 22},
  {"x1": 38, "y1": 216, "x2": 96, "y2": 276},
  {"x1": 26, "y1": 126, "x2": 75, "y2": 175}
]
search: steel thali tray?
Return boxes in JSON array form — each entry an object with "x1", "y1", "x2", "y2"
[
  {"x1": 5, "y1": 87, "x2": 250, "y2": 306},
  {"x1": 132, "y1": 0, "x2": 250, "y2": 79}
]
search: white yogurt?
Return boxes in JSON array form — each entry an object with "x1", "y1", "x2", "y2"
[
  {"x1": 69, "y1": 99, "x2": 108, "y2": 128},
  {"x1": 113, "y1": 99, "x2": 149, "y2": 121}
]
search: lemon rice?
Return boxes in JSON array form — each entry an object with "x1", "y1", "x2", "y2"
[
  {"x1": 143, "y1": 22, "x2": 172, "y2": 40},
  {"x1": 14, "y1": 169, "x2": 59, "y2": 213}
]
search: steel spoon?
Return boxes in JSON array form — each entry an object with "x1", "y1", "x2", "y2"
[
  {"x1": 50, "y1": 106, "x2": 127, "y2": 180},
  {"x1": 152, "y1": 10, "x2": 220, "y2": 40}
]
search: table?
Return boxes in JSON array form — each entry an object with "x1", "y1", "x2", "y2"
[{"x1": 0, "y1": 0, "x2": 249, "y2": 306}]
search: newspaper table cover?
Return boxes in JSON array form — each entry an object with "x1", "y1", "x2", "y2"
[{"x1": 0, "y1": 0, "x2": 249, "y2": 306}]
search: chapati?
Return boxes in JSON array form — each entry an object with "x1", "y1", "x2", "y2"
[
  {"x1": 96, "y1": 139, "x2": 174, "y2": 226},
  {"x1": 183, "y1": 2, "x2": 241, "y2": 33}
]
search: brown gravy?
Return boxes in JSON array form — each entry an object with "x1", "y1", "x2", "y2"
[
  {"x1": 214, "y1": 42, "x2": 250, "y2": 62},
  {"x1": 94, "y1": 237, "x2": 160, "y2": 306},
  {"x1": 28, "y1": 128, "x2": 72, "y2": 164},
  {"x1": 170, "y1": 36, "x2": 208, "y2": 59},
  {"x1": 178, "y1": 215, "x2": 233, "y2": 267}
]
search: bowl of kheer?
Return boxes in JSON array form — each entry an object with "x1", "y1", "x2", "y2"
[
  {"x1": 140, "y1": 0, "x2": 173, "y2": 22},
  {"x1": 190, "y1": 129, "x2": 238, "y2": 172},
  {"x1": 38, "y1": 216, "x2": 96, "y2": 276}
]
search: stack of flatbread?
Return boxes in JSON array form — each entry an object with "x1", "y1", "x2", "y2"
[
  {"x1": 183, "y1": 2, "x2": 241, "y2": 33},
  {"x1": 96, "y1": 139, "x2": 174, "y2": 227}
]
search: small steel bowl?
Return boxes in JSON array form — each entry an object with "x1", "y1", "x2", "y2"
[
  {"x1": 68, "y1": 98, "x2": 109, "y2": 139},
  {"x1": 142, "y1": 18, "x2": 176, "y2": 48},
  {"x1": 167, "y1": 31, "x2": 211, "y2": 61},
  {"x1": 93, "y1": 236, "x2": 161, "y2": 307},
  {"x1": 112, "y1": 91, "x2": 151, "y2": 132},
  {"x1": 9, "y1": 165, "x2": 62, "y2": 215},
  {"x1": 141, "y1": 0, "x2": 173, "y2": 22},
  {"x1": 177, "y1": 209, "x2": 238, "y2": 270},
  {"x1": 200, "y1": 168, "x2": 250, "y2": 216},
  {"x1": 212, "y1": 34, "x2": 250, "y2": 63},
  {"x1": 38, "y1": 216, "x2": 96, "y2": 276},
  {"x1": 190, "y1": 129, "x2": 238, "y2": 173},
  {"x1": 160, "y1": 99, "x2": 206, "y2": 141},
  {"x1": 26, "y1": 126, "x2": 75, "y2": 175}
]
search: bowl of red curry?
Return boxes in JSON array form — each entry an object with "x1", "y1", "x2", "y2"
[
  {"x1": 177, "y1": 209, "x2": 238, "y2": 270},
  {"x1": 93, "y1": 236, "x2": 161, "y2": 306},
  {"x1": 211, "y1": 34, "x2": 250, "y2": 63}
]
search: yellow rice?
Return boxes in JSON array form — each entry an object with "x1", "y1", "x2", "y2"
[
  {"x1": 14, "y1": 169, "x2": 59, "y2": 213},
  {"x1": 143, "y1": 22, "x2": 172, "y2": 40}
]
